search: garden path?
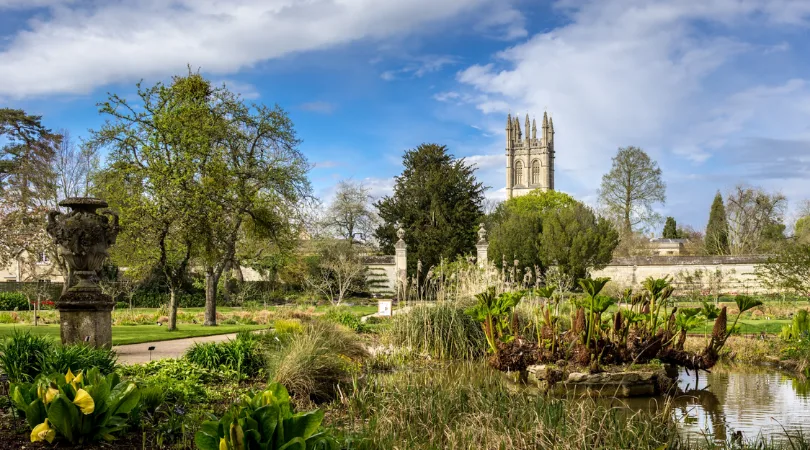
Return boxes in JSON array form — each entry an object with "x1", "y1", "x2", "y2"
[{"x1": 113, "y1": 332, "x2": 239, "y2": 364}]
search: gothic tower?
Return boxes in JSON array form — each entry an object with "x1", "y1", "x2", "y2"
[{"x1": 505, "y1": 112, "x2": 555, "y2": 199}]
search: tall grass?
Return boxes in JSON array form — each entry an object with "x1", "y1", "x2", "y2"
[
  {"x1": 384, "y1": 303, "x2": 485, "y2": 360},
  {"x1": 332, "y1": 361, "x2": 675, "y2": 450},
  {"x1": 184, "y1": 331, "x2": 264, "y2": 379},
  {"x1": 267, "y1": 320, "x2": 367, "y2": 403}
]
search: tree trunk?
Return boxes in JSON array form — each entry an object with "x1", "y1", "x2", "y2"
[
  {"x1": 204, "y1": 269, "x2": 218, "y2": 326},
  {"x1": 168, "y1": 288, "x2": 178, "y2": 331}
]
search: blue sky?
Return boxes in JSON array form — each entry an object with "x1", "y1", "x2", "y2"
[{"x1": 2, "y1": 0, "x2": 809, "y2": 234}]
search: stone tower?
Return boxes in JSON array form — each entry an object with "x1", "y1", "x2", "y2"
[{"x1": 505, "y1": 112, "x2": 555, "y2": 198}]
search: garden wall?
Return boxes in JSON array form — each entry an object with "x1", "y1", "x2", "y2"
[
  {"x1": 590, "y1": 255, "x2": 770, "y2": 295},
  {"x1": 362, "y1": 255, "x2": 396, "y2": 297}
]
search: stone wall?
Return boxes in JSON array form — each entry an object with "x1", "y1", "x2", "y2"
[
  {"x1": 590, "y1": 255, "x2": 770, "y2": 294},
  {"x1": 362, "y1": 255, "x2": 397, "y2": 297}
]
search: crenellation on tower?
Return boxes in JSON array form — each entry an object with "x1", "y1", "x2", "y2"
[{"x1": 505, "y1": 110, "x2": 555, "y2": 199}]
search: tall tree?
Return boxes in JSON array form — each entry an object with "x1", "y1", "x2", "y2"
[
  {"x1": 598, "y1": 146, "x2": 666, "y2": 235},
  {"x1": 487, "y1": 190, "x2": 578, "y2": 271},
  {"x1": 374, "y1": 143, "x2": 485, "y2": 280},
  {"x1": 705, "y1": 192, "x2": 729, "y2": 255},
  {"x1": 757, "y1": 242, "x2": 810, "y2": 297},
  {"x1": 539, "y1": 201, "x2": 619, "y2": 281},
  {"x1": 796, "y1": 216, "x2": 810, "y2": 244},
  {"x1": 0, "y1": 109, "x2": 59, "y2": 275},
  {"x1": 323, "y1": 180, "x2": 376, "y2": 245},
  {"x1": 92, "y1": 70, "x2": 311, "y2": 326},
  {"x1": 53, "y1": 129, "x2": 99, "y2": 201},
  {"x1": 725, "y1": 184, "x2": 787, "y2": 255},
  {"x1": 662, "y1": 216, "x2": 678, "y2": 239}
]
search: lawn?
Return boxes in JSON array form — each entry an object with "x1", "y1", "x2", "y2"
[
  {"x1": 0, "y1": 323, "x2": 270, "y2": 345},
  {"x1": 690, "y1": 319, "x2": 790, "y2": 335}
]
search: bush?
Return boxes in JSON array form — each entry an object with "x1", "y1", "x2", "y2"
[
  {"x1": 39, "y1": 345, "x2": 118, "y2": 376},
  {"x1": 0, "y1": 292, "x2": 28, "y2": 311},
  {"x1": 0, "y1": 330, "x2": 53, "y2": 382},
  {"x1": 322, "y1": 306, "x2": 369, "y2": 333},
  {"x1": 268, "y1": 321, "x2": 367, "y2": 402},
  {"x1": 184, "y1": 331, "x2": 264, "y2": 379},
  {"x1": 195, "y1": 382, "x2": 338, "y2": 450},
  {"x1": 114, "y1": 301, "x2": 129, "y2": 310},
  {"x1": 130, "y1": 291, "x2": 207, "y2": 308},
  {"x1": 384, "y1": 303, "x2": 485, "y2": 360},
  {"x1": 118, "y1": 359, "x2": 233, "y2": 404},
  {"x1": 10, "y1": 368, "x2": 140, "y2": 445},
  {"x1": 0, "y1": 311, "x2": 19, "y2": 324}
]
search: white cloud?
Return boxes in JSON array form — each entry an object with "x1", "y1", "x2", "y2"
[
  {"x1": 0, "y1": 0, "x2": 506, "y2": 98},
  {"x1": 379, "y1": 54, "x2": 459, "y2": 81},
  {"x1": 300, "y1": 101, "x2": 337, "y2": 114},
  {"x1": 450, "y1": 0, "x2": 810, "y2": 226},
  {"x1": 212, "y1": 79, "x2": 260, "y2": 100}
]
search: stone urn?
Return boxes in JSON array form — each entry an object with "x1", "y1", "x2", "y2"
[{"x1": 46, "y1": 197, "x2": 119, "y2": 348}]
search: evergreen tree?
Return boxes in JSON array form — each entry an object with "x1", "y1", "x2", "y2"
[
  {"x1": 374, "y1": 143, "x2": 485, "y2": 280},
  {"x1": 706, "y1": 192, "x2": 729, "y2": 255},
  {"x1": 662, "y1": 217, "x2": 678, "y2": 239}
]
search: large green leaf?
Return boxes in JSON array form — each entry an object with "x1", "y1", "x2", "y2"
[
  {"x1": 284, "y1": 410, "x2": 325, "y2": 440},
  {"x1": 194, "y1": 421, "x2": 221, "y2": 450},
  {"x1": 278, "y1": 437, "x2": 307, "y2": 450},
  {"x1": 109, "y1": 382, "x2": 140, "y2": 416},
  {"x1": 48, "y1": 395, "x2": 79, "y2": 443}
]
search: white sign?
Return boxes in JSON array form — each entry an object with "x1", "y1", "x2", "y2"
[{"x1": 377, "y1": 300, "x2": 392, "y2": 317}]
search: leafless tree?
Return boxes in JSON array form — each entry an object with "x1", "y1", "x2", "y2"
[
  {"x1": 725, "y1": 184, "x2": 787, "y2": 255},
  {"x1": 53, "y1": 129, "x2": 99, "y2": 201},
  {"x1": 323, "y1": 180, "x2": 377, "y2": 246},
  {"x1": 306, "y1": 241, "x2": 366, "y2": 305}
]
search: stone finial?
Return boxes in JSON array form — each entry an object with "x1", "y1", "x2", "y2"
[
  {"x1": 396, "y1": 224, "x2": 405, "y2": 240},
  {"x1": 477, "y1": 223, "x2": 487, "y2": 243},
  {"x1": 506, "y1": 113, "x2": 512, "y2": 129},
  {"x1": 532, "y1": 118, "x2": 537, "y2": 140},
  {"x1": 543, "y1": 111, "x2": 548, "y2": 128}
]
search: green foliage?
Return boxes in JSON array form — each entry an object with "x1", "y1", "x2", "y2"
[
  {"x1": 705, "y1": 192, "x2": 730, "y2": 255},
  {"x1": 10, "y1": 368, "x2": 140, "y2": 444},
  {"x1": 466, "y1": 287, "x2": 525, "y2": 353},
  {"x1": 374, "y1": 143, "x2": 485, "y2": 281},
  {"x1": 796, "y1": 216, "x2": 810, "y2": 243},
  {"x1": 0, "y1": 292, "x2": 28, "y2": 310},
  {"x1": 577, "y1": 277, "x2": 612, "y2": 349},
  {"x1": 599, "y1": 146, "x2": 666, "y2": 234},
  {"x1": 779, "y1": 309, "x2": 809, "y2": 341},
  {"x1": 0, "y1": 330, "x2": 52, "y2": 382},
  {"x1": 757, "y1": 241, "x2": 810, "y2": 297},
  {"x1": 267, "y1": 321, "x2": 367, "y2": 402},
  {"x1": 118, "y1": 359, "x2": 235, "y2": 404},
  {"x1": 39, "y1": 344, "x2": 118, "y2": 377},
  {"x1": 0, "y1": 331, "x2": 118, "y2": 383},
  {"x1": 184, "y1": 332, "x2": 264, "y2": 380},
  {"x1": 321, "y1": 306, "x2": 369, "y2": 333},
  {"x1": 386, "y1": 302, "x2": 485, "y2": 360},
  {"x1": 662, "y1": 217, "x2": 679, "y2": 239},
  {"x1": 487, "y1": 190, "x2": 577, "y2": 271},
  {"x1": 195, "y1": 382, "x2": 337, "y2": 450}
]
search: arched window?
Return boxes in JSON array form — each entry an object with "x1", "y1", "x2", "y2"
[
  {"x1": 531, "y1": 160, "x2": 540, "y2": 185},
  {"x1": 514, "y1": 161, "x2": 523, "y2": 186}
]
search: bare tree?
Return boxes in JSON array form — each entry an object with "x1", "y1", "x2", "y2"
[
  {"x1": 323, "y1": 180, "x2": 377, "y2": 246},
  {"x1": 306, "y1": 241, "x2": 366, "y2": 305},
  {"x1": 53, "y1": 129, "x2": 98, "y2": 201},
  {"x1": 725, "y1": 184, "x2": 787, "y2": 255},
  {"x1": 598, "y1": 146, "x2": 666, "y2": 235}
]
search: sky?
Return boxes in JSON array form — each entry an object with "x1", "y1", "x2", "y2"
[{"x1": 2, "y1": 0, "x2": 810, "y2": 234}]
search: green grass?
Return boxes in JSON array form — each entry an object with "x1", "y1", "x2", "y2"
[
  {"x1": 0, "y1": 324, "x2": 269, "y2": 345},
  {"x1": 690, "y1": 319, "x2": 790, "y2": 335}
]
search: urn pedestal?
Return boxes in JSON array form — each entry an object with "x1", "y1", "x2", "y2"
[{"x1": 46, "y1": 197, "x2": 119, "y2": 348}]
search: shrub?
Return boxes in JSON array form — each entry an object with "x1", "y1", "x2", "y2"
[
  {"x1": 0, "y1": 311, "x2": 19, "y2": 324},
  {"x1": 0, "y1": 292, "x2": 28, "y2": 311},
  {"x1": 118, "y1": 358, "x2": 235, "y2": 404},
  {"x1": 195, "y1": 382, "x2": 338, "y2": 450},
  {"x1": 322, "y1": 306, "x2": 369, "y2": 333},
  {"x1": 274, "y1": 318, "x2": 304, "y2": 335},
  {"x1": 10, "y1": 368, "x2": 140, "y2": 445},
  {"x1": 114, "y1": 301, "x2": 129, "y2": 310},
  {"x1": 384, "y1": 303, "x2": 485, "y2": 360},
  {"x1": 184, "y1": 332, "x2": 264, "y2": 379},
  {"x1": 39, "y1": 344, "x2": 118, "y2": 376},
  {"x1": 0, "y1": 330, "x2": 53, "y2": 382},
  {"x1": 268, "y1": 321, "x2": 367, "y2": 402}
]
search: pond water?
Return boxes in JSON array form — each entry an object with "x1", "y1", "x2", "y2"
[{"x1": 618, "y1": 366, "x2": 810, "y2": 443}]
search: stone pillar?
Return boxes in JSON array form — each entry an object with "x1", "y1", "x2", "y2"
[
  {"x1": 476, "y1": 223, "x2": 488, "y2": 268},
  {"x1": 47, "y1": 197, "x2": 119, "y2": 348},
  {"x1": 394, "y1": 225, "x2": 407, "y2": 300}
]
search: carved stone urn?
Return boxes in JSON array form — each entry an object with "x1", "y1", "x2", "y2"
[{"x1": 46, "y1": 197, "x2": 119, "y2": 348}]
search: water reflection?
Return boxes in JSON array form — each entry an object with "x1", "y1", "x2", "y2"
[{"x1": 621, "y1": 366, "x2": 810, "y2": 443}]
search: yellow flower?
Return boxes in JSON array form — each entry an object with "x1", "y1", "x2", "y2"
[
  {"x1": 219, "y1": 437, "x2": 228, "y2": 450},
  {"x1": 30, "y1": 419, "x2": 56, "y2": 443},
  {"x1": 72, "y1": 389, "x2": 95, "y2": 415},
  {"x1": 44, "y1": 387, "x2": 59, "y2": 405},
  {"x1": 71, "y1": 371, "x2": 83, "y2": 387},
  {"x1": 65, "y1": 368, "x2": 76, "y2": 384}
]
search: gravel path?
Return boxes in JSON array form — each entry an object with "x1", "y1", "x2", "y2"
[{"x1": 114, "y1": 333, "x2": 239, "y2": 365}]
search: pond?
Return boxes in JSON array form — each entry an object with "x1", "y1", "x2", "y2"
[{"x1": 618, "y1": 366, "x2": 810, "y2": 444}]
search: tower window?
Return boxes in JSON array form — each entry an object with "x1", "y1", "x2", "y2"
[
  {"x1": 531, "y1": 160, "x2": 540, "y2": 185},
  {"x1": 514, "y1": 161, "x2": 523, "y2": 186}
]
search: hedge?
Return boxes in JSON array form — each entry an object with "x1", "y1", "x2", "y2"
[{"x1": 0, "y1": 292, "x2": 29, "y2": 311}]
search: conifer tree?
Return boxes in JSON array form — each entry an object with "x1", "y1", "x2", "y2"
[
  {"x1": 706, "y1": 192, "x2": 729, "y2": 255},
  {"x1": 662, "y1": 217, "x2": 678, "y2": 239}
]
